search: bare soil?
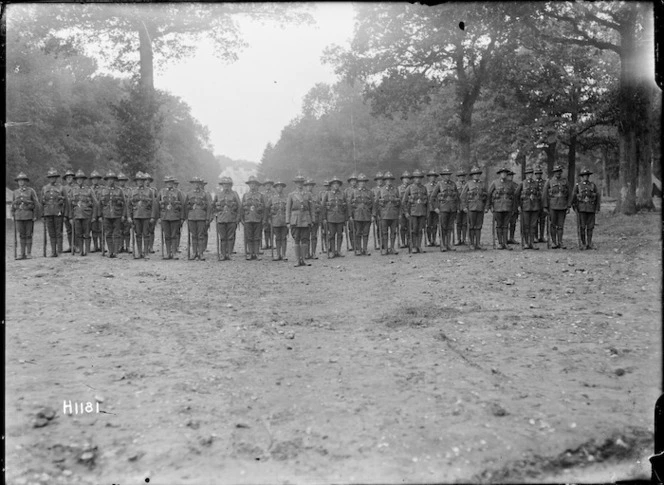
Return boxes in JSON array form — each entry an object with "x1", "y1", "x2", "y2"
[{"x1": 5, "y1": 209, "x2": 661, "y2": 484}]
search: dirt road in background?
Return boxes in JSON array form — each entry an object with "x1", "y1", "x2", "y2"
[{"x1": 5, "y1": 210, "x2": 660, "y2": 484}]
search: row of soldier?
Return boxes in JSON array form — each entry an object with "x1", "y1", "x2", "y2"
[{"x1": 10, "y1": 164, "x2": 600, "y2": 263}]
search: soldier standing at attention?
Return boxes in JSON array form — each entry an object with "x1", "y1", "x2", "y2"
[
  {"x1": 157, "y1": 175, "x2": 186, "y2": 259},
  {"x1": 173, "y1": 178, "x2": 183, "y2": 253},
  {"x1": 12, "y1": 172, "x2": 41, "y2": 259},
  {"x1": 143, "y1": 173, "x2": 158, "y2": 254},
  {"x1": 68, "y1": 170, "x2": 98, "y2": 256},
  {"x1": 213, "y1": 177, "x2": 242, "y2": 260},
  {"x1": 514, "y1": 166, "x2": 541, "y2": 250},
  {"x1": 241, "y1": 175, "x2": 265, "y2": 260},
  {"x1": 89, "y1": 171, "x2": 104, "y2": 252},
  {"x1": 506, "y1": 169, "x2": 520, "y2": 245},
  {"x1": 534, "y1": 166, "x2": 547, "y2": 242},
  {"x1": 542, "y1": 165, "x2": 572, "y2": 249},
  {"x1": 305, "y1": 179, "x2": 321, "y2": 259},
  {"x1": 571, "y1": 167, "x2": 601, "y2": 250},
  {"x1": 261, "y1": 179, "x2": 275, "y2": 250},
  {"x1": 488, "y1": 167, "x2": 516, "y2": 250},
  {"x1": 372, "y1": 172, "x2": 384, "y2": 250},
  {"x1": 349, "y1": 173, "x2": 374, "y2": 256},
  {"x1": 184, "y1": 177, "x2": 212, "y2": 261},
  {"x1": 41, "y1": 168, "x2": 67, "y2": 257},
  {"x1": 319, "y1": 180, "x2": 331, "y2": 254},
  {"x1": 402, "y1": 169, "x2": 429, "y2": 253},
  {"x1": 267, "y1": 180, "x2": 288, "y2": 261},
  {"x1": 397, "y1": 171, "x2": 411, "y2": 248},
  {"x1": 62, "y1": 169, "x2": 76, "y2": 253},
  {"x1": 344, "y1": 173, "x2": 358, "y2": 251},
  {"x1": 375, "y1": 171, "x2": 400, "y2": 255},
  {"x1": 286, "y1": 175, "x2": 314, "y2": 266},
  {"x1": 322, "y1": 176, "x2": 348, "y2": 258},
  {"x1": 430, "y1": 167, "x2": 459, "y2": 252},
  {"x1": 460, "y1": 166, "x2": 488, "y2": 250},
  {"x1": 425, "y1": 169, "x2": 439, "y2": 247},
  {"x1": 454, "y1": 170, "x2": 468, "y2": 246},
  {"x1": 99, "y1": 171, "x2": 127, "y2": 258},
  {"x1": 116, "y1": 173, "x2": 132, "y2": 253},
  {"x1": 127, "y1": 172, "x2": 156, "y2": 259}
]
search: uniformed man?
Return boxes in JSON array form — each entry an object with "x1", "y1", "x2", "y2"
[
  {"x1": 344, "y1": 173, "x2": 358, "y2": 250},
  {"x1": 534, "y1": 166, "x2": 547, "y2": 242},
  {"x1": 514, "y1": 166, "x2": 541, "y2": 250},
  {"x1": 98, "y1": 171, "x2": 127, "y2": 258},
  {"x1": 488, "y1": 167, "x2": 516, "y2": 250},
  {"x1": 184, "y1": 177, "x2": 212, "y2": 260},
  {"x1": 375, "y1": 171, "x2": 400, "y2": 255},
  {"x1": 506, "y1": 169, "x2": 520, "y2": 244},
  {"x1": 542, "y1": 165, "x2": 572, "y2": 249},
  {"x1": 241, "y1": 175, "x2": 265, "y2": 260},
  {"x1": 319, "y1": 180, "x2": 331, "y2": 253},
  {"x1": 157, "y1": 175, "x2": 186, "y2": 259},
  {"x1": 460, "y1": 166, "x2": 488, "y2": 250},
  {"x1": 286, "y1": 174, "x2": 314, "y2": 266},
  {"x1": 116, "y1": 173, "x2": 132, "y2": 253},
  {"x1": 571, "y1": 167, "x2": 601, "y2": 250},
  {"x1": 127, "y1": 172, "x2": 156, "y2": 259},
  {"x1": 321, "y1": 176, "x2": 348, "y2": 258},
  {"x1": 425, "y1": 169, "x2": 439, "y2": 246},
  {"x1": 401, "y1": 169, "x2": 429, "y2": 253},
  {"x1": 454, "y1": 170, "x2": 468, "y2": 246},
  {"x1": 261, "y1": 179, "x2": 275, "y2": 250},
  {"x1": 305, "y1": 179, "x2": 321, "y2": 259},
  {"x1": 89, "y1": 170, "x2": 104, "y2": 252},
  {"x1": 173, "y1": 178, "x2": 184, "y2": 253},
  {"x1": 349, "y1": 173, "x2": 374, "y2": 256},
  {"x1": 372, "y1": 172, "x2": 384, "y2": 250},
  {"x1": 68, "y1": 170, "x2": 99, "y2": 256},
  {"x1": 41, "y1": 168, "x2": 67, "y2": 257},
  {"x1": 12, "y1": 172, "x2": 41, "y2": 259},
  {"x1": 144, "y1": 173, "x2": 158, "y2": 254},
  {"x1": 397, "y1": 171, "x2": 411, "y2": 247},
  {"x1": 213, "y1": 177, "x2": 242, "y2": 260},
  {"x1": 266, "y1": 180, "x2": 288, "y2": 261},
  {"x1": 62, "y1": 169, "x2": 76, "y2": 253},
  {"x1": 430, "y1": 167, "x2": 459, "y2": 252}
]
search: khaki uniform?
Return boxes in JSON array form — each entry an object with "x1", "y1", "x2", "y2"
[
  {"x1": 488, "y1": 178, "x2": 517, "y2": 249},
  {"x1": 460, "y1": 179, "x2": 488, "y2": 249},
  {"x1": 571, "y1": 179, "x2": 601, "y2": 249},
  {"x1": 430, "y1": 179, "x2": 459, "y2": 251},
  {"x1": 12, "y1": 186, "x2": 41, "y2": 258},
  {"x1": 157, "y1": 187, "x2": 186, "y2": 258},
  {"x1": 267, "y1": 192, "x2": 288, "y2": 260},
  {"x1": 349, "y1": 187, "x2": 373, "y2": 254},
  {"x1": 542, "y1": 175, "x2": 572, "y2": 248},
  {"x1": 128, "y1": 186, "x2": 157, "y2": 258},
  {"x1": 425, "y1": 180, "x2": 439, "y2": 245},
  {"x1": 241, "y1": 189, "x2": 266, "y2": 259},
  {"x1": 322, "y1": 188, "x2": 348, "y2": 256},
  {"x1": 41, "y1": 182, "x2": 68, "y2": 255},
  {"x1": 99, "y1": 185, "x2": 127, "y2": 256},
  {"x1": 514, "y1": 177, "x2": 542, "y2": 248},
  {"x1": 375, "y1": 185, "x2": 400, "y2": 253},
  {"x1": 68, "y1": 185, "x2": 99, "y2": 255},
  {"x1": 401, "y1": 183, "x2": 429, "y2": 252},
  {"x1": 185, "y1": 187, "x2": 213, "y2": 259}
]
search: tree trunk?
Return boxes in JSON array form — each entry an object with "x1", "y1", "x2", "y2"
[
  {"x1": 458, "y1": 101, "x2": 472, "y2": 168},
  {"x1": 138, "y1": 21, "x2": 154, "y2": 92},
  {"x1": 635, "y1": 84, "x2": 656, "y2": 211},
  {"x1": 544, "y1": 141, "x2": 557, "y2": 177},
  {"x1": 567, "y1": 100, "x2": 578, "y2": 188}
]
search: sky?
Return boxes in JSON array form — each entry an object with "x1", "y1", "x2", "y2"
[{"x1": 156, "y1": 3, "x2": 356, "y2": 163}]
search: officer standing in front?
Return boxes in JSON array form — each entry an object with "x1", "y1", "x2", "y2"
[
  {"x1": 213, "y1": 177, "x2": 242, "y2": 260},
  {"x1": 375, "y1": 171, "x2": 400, "y2": 255},
  {"x1": 286, "y1": 174, "x2": 315, "y2": 266},
  {"x1": 397, "y1": 171, "x2": 411, "y2": 248},
  {"x1": 62, "y1": 169, "x2": 76, "y2": 253},
  {"x1": 241, "y1": 175, "x2": 266, "y2": 260},
  {"x1": 157, "y1": 175, "x2": 186, "y2": 259},
  {"x1": 267, "y1": 180, "x2": 289, "y2": 261},
  {"x1": 401, "y1": 169, "x2": 429, "y2": 253},
  {"x1": 514, "y1": 166, "x2": 541, "y2": 250},
  {"x1": 41, "y1": 168, "x2": 67, "y2": 257},
  {"x1": 99, "y1": 171, "x2": 127, "y2": 258},
  {"x1": 506, "y1": 169, "x2": 520, "y2": 245},
  {"x1": 488, "y1": 167, "x2": 516, "y2": 250},
  {"x1": 321, "y1": 176, "x2": 348, "y2": 258},
  {"x1": 460, "y1": 166, "x2": 488, "y2": 250},
  {"x1": 534, "y1": 166, "x2": 547, "y2": 242},
  {"x1": 127, "y1": 172, "x2": 156, "y2": 259},
  {"x1": 430, "y1": 167, "x2": 459, "y2": 252},
  {"x1": 425, "y1": 169, "x2": 439, "y2": 246},
  {"x1": 12, "y1": 172, "x2": 41, "y2": 259},
  {"x1": 542, "y1": 165, "x2": 572, "y2": 249},
  {"x1": 305, "y1": 179, "x2": 321, "y2": 259},
  {"x1": 89, "y1": 170, "x2": 104, "y2": 252},
  {"x1": 349, "y1": 173, "x2": 374, "y2": 256},
  {"x1": 344, "y1": 173, "x2": 358, "y2": 251},
  {"x1": 185, "y1": 177, "x2": 213, "y2": 261},
  {"x1": 144, "y1": 173, "x2": 158, "y2": 254},
  {"x1": 571, "y1": 167, "x2": 601, "y2": 250},
  {"x1": 454, "y1": 170, "x2": 468, "y2": 246},
  {"x1": 68, "y1": 170, "x2": 98, "y2": 256}
]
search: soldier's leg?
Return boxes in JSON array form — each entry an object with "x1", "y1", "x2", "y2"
[
  {"x1": 16, "y1": 220, "x2": 26, "y2": 258},
  {"x1": 25, "y1": 220, "x2": 34, "y2": 258},
  {"x1": 446, "y1": 212, "x2": 455, "y2": 250},
  {"x1": 103, "y1": 218, "x2": 112, "y2": 255},
  {"x1": 197, "y1": 221, "x2": 206, "y2": 260},
  {"x1": 140, "y1": 219, "x2": 150, "y2": 257},
  {"x1": 149, "y1": 220, "x2": 156, "y2": 253},
  {"x1": 389, "y1": 219, "x2": 397, "y2": 253},
  {"x1": 455, "y1": 211, "x2": 463, "y2": 245},
  {"x1": 302, "y1": 226, "x2": 311, "y2": 263},
  {"x1": 476, "y1": 211, "x2": 485, "y2": 249},
  {"x1": 45, "y1": 216, "x2": 56, "y2": 256},
  {"x1": 310, "y1": 223, "x2": 318, "y2": 259},
  {"x1": 433, "y1": 211, "x2": 440, "y2": 245},
  {"x1": 586, "y1": 212, "x2": 595, "y2": 248},
  {"x1": 336, "y1": 223, "x2": 345, "y2": 256},
  {"x1": 63, "y1": 217, "x2": 73, "y2": 252},
  {"x1": 379, "y1": 219, "x2": 388, "y2": 253}
]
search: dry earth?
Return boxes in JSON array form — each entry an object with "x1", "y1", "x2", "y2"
[{"x1": 5, "y1": 208, "x2": 661, "y2": 484}]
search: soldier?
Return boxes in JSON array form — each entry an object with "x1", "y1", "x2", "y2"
[
  {"x1": 157, "y1": 175, "x2": 186, "y2": 259},
  {"x1": 305, "y1": 179, "x2": 321, "y2": 259},
  {"x1": 213, "y1": 177, "x2": 242, "y2": 260},
  {"x1": 454, "y1": 170, "x2": 468, "y2": 246},
  {"x1": 344, "y1": 173, "x2": 358, "y2": 251},
  {"x1": 98, "y1": 171, "x2": 127, "y2": 258},
  {"x1": 184, "y1": 177, "x2": 213, "y2": 260},
  {"x1": 534, "y1": 166, "x2": 547, "y2": 242},
  {"x1": 261, "y1": 179, "x2": 275, "y2": 250},
  {"x1": 116, "y1": 173, "x2": 131, "y2": 253},
  {"x1": 319, "y1": 180, "x2": 331, "y2": 253},
  {"x1": 430, "y1": 167, "x2": 459, "y2": 252},
  {"x1": 571, "y1": 167, "x2": 601, "y2": 250},
  {"x1": 68, "y1": 170, "x2": 99, "y2": 256},
  {"x1": 11, "y1": 173, "x2": 41, "y2": 259},
  {"x1": 506, "y1": 169, "x2": 520, "y2": 245},
  {"x1": 173, "y1": 178, "x2": 183, "y2": 253},
  {"x1": 514, "y1": 166, "x2": 541, "y2": 250},
  {"x1": 425, "y1": 169, "x2": 439, "y2": 246},
  {"x1": 286, "y1": 174, "x2": 315, "y2": 266},
  {"x1": 460, "y1": 166, "x2": 488, "y2": 250},
  {"x1": 375, "y1": 171, "x2": 400, "y2": 255},
  {"x1": 266, "y1": 180, "x2": 288, "y2": 261},
  {"x1": 89, "y1": 170, "x2": 104, "y2": 252},
  {"x1": 241, "y1": 175, "x2": 265, "y2": 260},
  {"x1": 372, "y1": 172, "x2": 384, "y2": 250},
  {"x1": 127, "y1": 172, "x2": 156, "y2": 259},
  {"x1": 62, "y1": 169, "x2": 76, "y2": 253},
  {"x1": 143, "y1": 173, "x2": 158, "y2": 254},
  {"x1": 321, "y1": 176, "x2": 348, "y2": 258},
  {"x1": 397, "y1": 171, "x2": 411, "y2": 248},
  {"x1": 401, "y1": 169, "x2": 429, "y2": 253},
  {"x1": 41, "y1": 168, "x2": 67, "y2": 257},
  {"x1": 488, "y1": 167, "x2": 516, "y2": 250},
  {"x1": 542, "y1": 165, "x2": 572, "y2": 249},
  {"x1": 349, "y1": 173, "x2": 374, "y2": 255}
]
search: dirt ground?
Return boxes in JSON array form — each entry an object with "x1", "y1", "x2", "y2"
[{"x1": 5, "y1": 208, "x2": 661, "y2": 484}]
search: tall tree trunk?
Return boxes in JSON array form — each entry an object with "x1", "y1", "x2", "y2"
[
  {"x1": 567, "y1": 100, "x2": 578, "y2": 188},
  {"x1": 138, "y1": 20, "x2": 154, "y2": 93},
  {"x1": 544, "y1": 141, "x2": 557, "y2": 177},
  {"x1": 458, "y1": 100, "x2": 472, "y2": 168}
]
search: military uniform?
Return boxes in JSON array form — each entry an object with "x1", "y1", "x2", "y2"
[
  {"x1": 534, "y1": 167, "x2": 547, "y2": 242},
  {"x1": 430, "y1": 168, "x2": 459, "y2": 251},
  {"x1": 306, "y1": 179, "x2": 321, "y2": 259},
  {"x1": 266, "y1": 181, "x2": 289, "y2": 261},
  {"x1": 213, "y1": 177, "x2": 241, "y2": 260},
  {"x1": 425, "y1": 169, "x2": 440, "y2": 246},
  {"x1": 514, "y1": 167, "x2": 541, "y2": 249},
  {"x1": 261, "y1": 180, "x2": 275, "y2": 250},
  {"x1": 89, "y1": 171, "x2": 104, "y2": 252},
  {"x1": 401, "y1": 170, "x2": 429, "y2": 253},
  {"x1": 127, "y1": 172, "x2": 157, "y2": 258},
  {"x1": 287, "y1": 175, "x2": 315, "y2": 266},
  {"x1": 348, "y1": 174, "x2": 373, "y2": 255},
  {"x1": 62, "y1": 169, "x2": 76, "y2": 252},
  {"x1": 319, "y1": 181, "x2": 331, "y2": 253},
  {"x1": 11, "y1": 173, "x2": 41, "y2": 259},
  {"x1": 157, "y1": 176, "x2": 186, "y2": 259},
  {"x1": 460, "y1": 166, "x2": 488, "y2": 250},
  {"x1": 117, "y1": 173, "x2": 132, "y2": 252},
  {"x1": 321, "y1": 176, "x2": 348, "y2": 258},
  {"x1": 488, "y1": 168, "x2": 517, "y2": 250},
  {"x1": 173, "y1": 179, "x2": 184, "y2": 252},
  {"x1": 344, "y1": 174, "x2": 358, "y2": 250},
  {"x1": 375, "y1": 171, "x2": 400, "y2": 254},
  {"x1": 506, "y1": 170, "x2": 520, "y2": 244},
  {"x1": 241, "y1": 176, "x2": 266, "y2": 260},
  {"x1": 184, "y1": 177, "x2": 213, "y2": 260},
  {"x1": 41, "y1": 169, "x2": 68, "y2": 257},
  {"x1": 99, "y1": 171, "x2": 128, "y2": 257},
  {"x1": 68, "y1": 170, "x2": 99, "y2": 256},
  {"x1": 571, "y1": 168, "x2": 601, "y2": 250},
  {"x1": 455, "y1": 171, "x2": 468, "y2": 245},
  {"x1": 144, "y1": 173, "x2": 158, "y2": 254},
  {"x1": 397, "y1": 171, "x2": 411, "y2": 247},
  {"x1": 542, "y1": 165, "x2": 572, "y2": 249},
  {"x1": 371, "y1": 172, "x2": 384, "y2": 250}
]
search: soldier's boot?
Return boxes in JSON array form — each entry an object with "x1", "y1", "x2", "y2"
[
  {"x1": 125, "y1": 235, "x2": 132, "y2": 253},
  {"x1": 445, "y1": 230, "x2": 453, "y2": 251},
  {"x1": 363, "y1": 235, "x2": 370, "y2": 256},
  {"x1": 150, "y1": 234, "x2": 156, "y2": 253},
  {"x1": 336, "y1": 236, "x2": 345, "y2": 257},
  {"x1": 198, "y1": 239, "x2": 206, "y2": 260},
  {"x1": 579, "y1": 229, "x2": 586, "y2": 250},
  {"x1": 508, "y1": 225, "x2": 517, "y2": 244},
  {"x1": 454, "y1": 226, "x2": 462, "y2": 245},
  {"x1": 64, "y1": 233, "x2": 72, "y2": 253},
  {"x1": 530, "y1": 231, "x2": 539, "y2": 250},
  {"x1": 25, "y1": 239, "x2": 33, "y2": 259},
  {"x1": 50, "y1": 239, "x2": 58, "y2": 257},
  {"x1": 587, "y1": 229, "x2": 594, "y2": 249},
  {"x1": 57, "y1": 237, "x2": 63, "y2": 255},
  {"x1": 470, "y1": 229, "x2": 476, "y2": 249},
  {"x1": 293, "y1": 244, "x2": 302, "y2": 266},
  {"x1": 504, "y1": 229, "x2": 513, "y2": 250},
  {"x1": 90, "y1": 237, "x2": 97, "y2": 253},
  {"x1": 18, "y1": 240, "x2": 26, "y2": 259},
  {"x1": 202, "y1": 233, "x2": 208, "y2": 254},
  {"x1": 557, "y1": 229, "x2": 565, "y2": 249},
  {"x1": 311, "y1": 238, "x2": 318, "y2": 259},
  {"x1": 255, "y1": 241, "x2": 262, "y2": 260},
  {"x1": 273, "y1": 239, "x2": 281, "y2": 260}
]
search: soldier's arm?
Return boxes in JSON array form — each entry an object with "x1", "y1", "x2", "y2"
[
  {"x1": 595, "y1": 184, "x2": 601, "y2": 212},
  {"x1": 206, "y1": 193, "x2": 214, "y2": 222}
]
